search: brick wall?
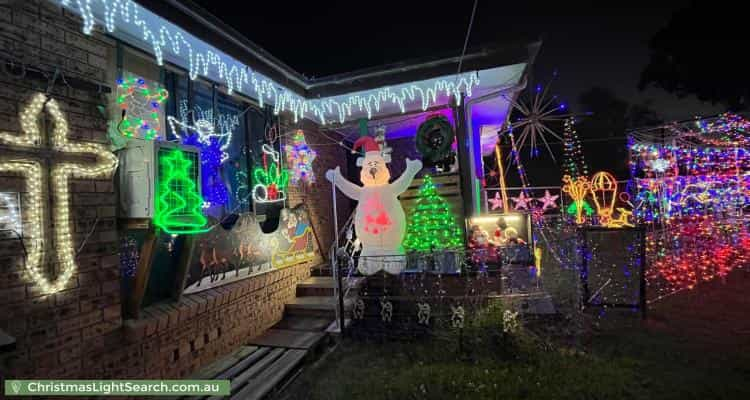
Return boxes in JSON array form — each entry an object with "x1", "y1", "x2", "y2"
[
  {"x1": 94, "y1": 262, "x2": 310, "y2": 379},
  {"x1": 0, "y1": 0, "x2": 122, "y2": 380},
  {"x1": 286, "y1": 120, "x2": 352, "y2": 258},
  {"x1": 0, "y1": 0, "x2": 332, "y2": 380}
]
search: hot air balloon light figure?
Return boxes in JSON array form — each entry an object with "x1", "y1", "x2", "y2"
[{"x1": 590, "y1": 171, "x2": 619, "y2": 226}]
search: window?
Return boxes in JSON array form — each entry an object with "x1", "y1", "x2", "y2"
[{"x1": 217, "y1": 92, "x2": 251, "y2": 214}]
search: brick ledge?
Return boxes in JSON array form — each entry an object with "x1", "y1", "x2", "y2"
[{"x1": 122, "y1": 261, "x2": 314, "y2": 343}]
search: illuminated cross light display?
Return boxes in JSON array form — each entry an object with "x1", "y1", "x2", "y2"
[
  {"x1": 60, "y1": 0, "x2": 480, "y2": 124},
  {"x1": 0, "y1": 93, "x2": 118, "y2": 295}
]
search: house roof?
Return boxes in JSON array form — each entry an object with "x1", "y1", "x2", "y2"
[{"x1": 61, "y1": 0, "x2": 540, "y2": 124}]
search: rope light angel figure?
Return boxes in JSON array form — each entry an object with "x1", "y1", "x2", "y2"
[{"x1": 167, "y1": 102, "x2": 241, "y2": 207}]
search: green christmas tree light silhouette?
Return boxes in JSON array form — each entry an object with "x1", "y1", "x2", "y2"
[
  {"x1": 154, "y1": 149, "x2": 208, "y2": 235},
  {"x1": 566, "y1": 200, "x2": 594, "y2": 218},
  {"x1": 403, "y1": 175, "x2": 463, "y2": 252}
]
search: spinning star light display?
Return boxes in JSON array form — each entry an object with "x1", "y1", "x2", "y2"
[{"x1": 502, "y1": 78, "x2": 573, "y2": 159}]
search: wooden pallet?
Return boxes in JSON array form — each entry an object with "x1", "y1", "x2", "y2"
[{"x1": 182, "y1": 346, "x2": 307, "y2": 400}]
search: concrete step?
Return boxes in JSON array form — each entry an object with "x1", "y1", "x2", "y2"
[
  {"x1": 272, "y1": 316, "x2": 332, "y2": 332},
  {"x1": 310, "y1": 263, "x2": 332, "y2": 277},
  {"x1": 285, "y1": 296, "x2": 353, "y2": 318},
  {"x1": 296, "y1": 276, "x2": 364, "y2": 297},
  {"x1": 248, "y1": 329, "x2": 326, "y2": 350}
]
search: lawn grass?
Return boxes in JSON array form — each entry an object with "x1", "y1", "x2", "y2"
[
  {"x1": 283, "y1": 270, "x2": 750, "y2": 400},
  {"x1": 284, "y1": 315, "x2": 749, "y2": 400}
]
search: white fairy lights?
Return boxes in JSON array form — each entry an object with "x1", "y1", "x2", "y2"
[
  {"x1": 60, "y1": 0, "x2": 480, "y2": 124},
  {"x1": 0, "y1": 193, "x2": 22, "y2": 233},
  {"x1": 0, "y1": 93, "x2": 118, "y2": 295}
]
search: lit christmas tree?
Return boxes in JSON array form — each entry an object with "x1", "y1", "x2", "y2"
[
  {"x1": 562, "y1": 117, "x2": 588, "y2": 179},
  {"x1": 562, "y1": 117, "x2": 594, "y2": 219},
  {"x1": 154, "y1": 149, "x2": 208, "y2": 235},
  {"x1": 403, "y1": 175, "x2": 463, "y2": 252}
]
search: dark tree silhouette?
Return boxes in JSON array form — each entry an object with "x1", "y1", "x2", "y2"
[
  {"x1": 639, "y1": 1, "x2": 749, "y2": 110},
  {"x1": 576, "y1": 87, "x2": 662, "y2": 177}
]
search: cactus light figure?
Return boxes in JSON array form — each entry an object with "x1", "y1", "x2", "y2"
[{"x1": 562, "y1": 175, "x2": 591, "y2": 225}]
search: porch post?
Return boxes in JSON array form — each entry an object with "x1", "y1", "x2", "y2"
[{"x1": 452, "y1": 94, "x2": 472, "y2": 238}]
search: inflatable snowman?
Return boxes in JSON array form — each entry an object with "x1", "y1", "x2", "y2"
[{"x1": 326, "y1": 136, "x2": 422, "y2": 275}]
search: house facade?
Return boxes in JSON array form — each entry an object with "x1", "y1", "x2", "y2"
[{"x1": 0, "y1": 0, "x2": 538, "y2": 379}]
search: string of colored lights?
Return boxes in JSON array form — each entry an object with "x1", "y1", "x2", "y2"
[
  {"x1": 646, "y1": 215, "x2": 750, "y2": 295},
  {"x1": 115, "y1": 76, "x2": 168, "y2": 140},
  {"x1": 562, "y1": 117, "x2": 588, "y2": 179},
  {"x1": 0, "y1": 93, "x2": 118, "y2": 294},
  {"x1": 284, "y1": 130, "x2": 317, "y2": 185},
  {"x1": 629, "y1": 144, "x2": 750, "y2": 222},
  {"x1": 629, "y1": 114, "x2": 750, "y2": 298},
  {"x1": 61, "y1": 0, "x2": 480, "y2": 125}
]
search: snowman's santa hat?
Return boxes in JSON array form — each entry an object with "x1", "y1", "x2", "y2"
[{"x1": 353, "y1": 136, "x2": 390, "y2": 166}]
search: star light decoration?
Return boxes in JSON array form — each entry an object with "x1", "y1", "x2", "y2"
[
  {"x1": 511, "y1": 191, "x2": 533, "y2": 210},
  {"x1": 488, "y1": 192, "x2": 505, "y2": 211},
  {"x1": 284, "y1": 130, "x2": 317, "y2": 185},
  {"x1": 502, "y1": 77, "x2": 574, "y2": 160},
  {"x1": 536, "y1": 190, "x2": 559, "y2": 211}
]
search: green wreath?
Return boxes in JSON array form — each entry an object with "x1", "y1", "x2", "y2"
[{"x1": 416, "y1": 115, "x2": 454, "y2": 164}]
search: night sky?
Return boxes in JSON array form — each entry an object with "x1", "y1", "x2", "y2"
[{"x1": 189, "y1": 0, "x2": 723, "y2": 121}]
